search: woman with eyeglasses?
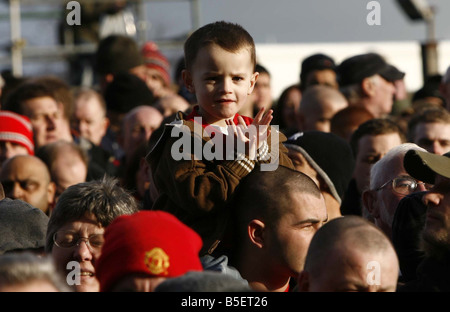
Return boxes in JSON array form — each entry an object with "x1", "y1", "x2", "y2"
[{"x1": 45, "y1": 176, "x2": 138, "y2": 292}]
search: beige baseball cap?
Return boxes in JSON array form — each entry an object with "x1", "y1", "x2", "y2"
[{"x1": 403, "y1": 149, "x2": 450, "y2": 184}]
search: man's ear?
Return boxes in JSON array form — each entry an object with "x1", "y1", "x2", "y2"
[
  {"x1": 182, "y1": 69, "x2": 195, "y2": 93},
  {"x1": 47, "y1": 181, "x2": 56, "y2": 214},
  {"x1": 296, "y1": 270, "x2": 310, "y2": 292},
  {"x1": 101, "y1": 117, "x2": 110, "y2": 136},
  {"x1": 248, "y1": 72, "x2": 259, "y2": 95},
  {"x1": 362, "y1": 189, "x2": 379, "y2": 218},
  {"x1": 247, "y1": 219, "x2": 265, "y2": 249},
  {"x1": 361, "y1": 76, "x2": 376, "y2": 97}
]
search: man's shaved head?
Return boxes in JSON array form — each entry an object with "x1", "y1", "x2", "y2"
[{"x1": 232, "y1": 165, "x2": 323, "y2": 226}]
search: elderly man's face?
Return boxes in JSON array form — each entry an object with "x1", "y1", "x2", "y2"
[
  {"x1": 368, "y1": 75, "x2": 396, "y2": 118},
  {"x1": 422, "y1": 174, "x2": 450, "y2": 248},
  {"x1": 371, "y1": 166, "x2": 407, "y2": 238},
  {"x1": 368, "y1": 158, "x2": 428, "y2": 239}
]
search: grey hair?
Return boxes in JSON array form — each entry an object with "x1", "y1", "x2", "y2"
[
  {"x1": 340, "y1": 75, "x2": 382, "y2": 106},
  {"x1": 0, "y1": 252, "x2": 71, "y2": 291},
  {"x1": 369, "y1": 143, "x2": 426, "y2": 190},
  {"x1": 45, "y1": 176, "x2": 139, "y2": 253},
  {"x1": 339, "y1": 83, "x2": 364, "y2": 106}
]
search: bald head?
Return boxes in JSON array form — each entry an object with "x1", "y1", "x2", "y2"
[
  {"x1": 1, "y1": 155, "x2": 51, "y2": 183},
  {"x1": 36, "y1": 141, "x2": 88, "y2": 200},
  {"x1": 121, "y1": 105, "x2": 163, "y2": 159},
  {"x1": 298, "y1": 85, "x2": 348, "y2": 132},
  {"x1": 0, "y1": 155, "x2": 55, "y2": 214},
  {"x1": 299, "y1": 215, "x2": 399, "y2": 292}
]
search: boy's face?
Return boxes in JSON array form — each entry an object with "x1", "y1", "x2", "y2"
[{"x1": 183, "y1": 44, "x2": 258, "y2": 126}]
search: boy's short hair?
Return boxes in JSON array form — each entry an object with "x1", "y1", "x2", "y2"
[{"x1": 184, "y1": 21, "x2": 256, "y2": 71}]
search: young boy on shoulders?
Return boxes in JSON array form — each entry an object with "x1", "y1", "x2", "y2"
[{"x1": 146, "y1": 21, "x2": 294, "y2": 256}]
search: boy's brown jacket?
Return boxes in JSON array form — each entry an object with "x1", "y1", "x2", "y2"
[{"x1": 146, "y1": 110, "x2": 294, "y2": 255}]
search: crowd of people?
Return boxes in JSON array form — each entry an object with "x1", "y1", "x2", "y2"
[{"x1": 0, "y1": 19, "x2": 450, "y2": 293}]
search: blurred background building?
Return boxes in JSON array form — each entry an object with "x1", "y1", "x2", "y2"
[{"x1": 0, "y1": 0, "x2": 449, "y2": 100}]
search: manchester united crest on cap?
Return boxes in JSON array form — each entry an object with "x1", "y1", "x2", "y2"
[{"x1": 144, "y1": 247, "x2": 170, "y2": 275}]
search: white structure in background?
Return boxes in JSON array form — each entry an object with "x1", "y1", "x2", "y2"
[{"x1": 255, "y1": 40, "x2": 450, "y2": 101}]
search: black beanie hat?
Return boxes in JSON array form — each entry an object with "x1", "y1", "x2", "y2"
[
  {"x1": 300, "y1": 53, "x2": 336, "y2": 85},
  {"x1": 284, "y1": 131, "x2": 355, "y2": 203},
  {"x1": 104, "y1": 72, "x2": 155, "y2": 114},
  {"x1": 96, "y1": 35, "x2": 144, "y2": 76}
]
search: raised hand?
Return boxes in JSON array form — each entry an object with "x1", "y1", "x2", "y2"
[
  {"x1": 251, "y1": 107, "x2": 273, "y2": 149},
  {"x1": 225, "y1": 107, "x2": 273, "y2": 159}
]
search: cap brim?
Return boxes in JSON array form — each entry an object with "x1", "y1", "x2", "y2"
[
  {"x1": 404, "y1": 150, "x2": 450, "y2": 184},
  {"x1": 379, "y1": 65, "x2": 405, "y2": 82}
]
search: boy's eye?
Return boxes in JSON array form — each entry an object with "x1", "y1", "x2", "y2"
[{"x1": 233, "y1": 76, "x2": 244, "y2": 81}]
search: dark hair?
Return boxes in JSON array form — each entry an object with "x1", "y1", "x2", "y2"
[
  {"x1": 95, "y1": 35, "x2": 143, "y2": 76},
  {"x1": 255, "y1": 63, "x2": 270, "y2": 76},
  {"x1": 184, "y1": 21, "x2": 256, "y2": 71},
  {"x1": 411, "y1": 74, "x2": 444, "y2": 104},
  {"x1": 103, "y1": 72, "x2": 155, "y2": 114},
  {"x1": 231, "y1": 166, "x2": 322, "y2": 239},
  {"x1": 407, "y1": 106, "x2": 450, "y2": 142},
  {"x1": 272, "y1": 84, "x2": 301, "y2": 130},
  {"x1": 3, "y1": 79, "x2": 57, "y2": 115},
  {"x1": 36, "y1": 76, "x2": 74, "y2": 120},
  {"x1": 300, "y1": 53, "x2": 336, "y2": 91},
  {"x1": 350, "y1": 118, "x2": 406, "y2": 158}
]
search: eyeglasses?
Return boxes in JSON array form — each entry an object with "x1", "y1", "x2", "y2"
[
  {"x1": 376, "y1": 176, "x2": 433, "y2": 195},
  {"x1": 53, "y1": 231, "x2": 104, "y2": 253}
]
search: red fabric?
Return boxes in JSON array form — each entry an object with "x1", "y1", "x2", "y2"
[
  {"x1": 141, "y1": 41, "x2": 171, "y2": 87},
  {"x1": 0, "y1": 111, "x2": 34, "y2": 155},
  {"x1": 96, "y1": 210, "x2": 203, "y2": 292},
  {"x1": 185, "y1": 105, "x2": 253, "y2": 128}
]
